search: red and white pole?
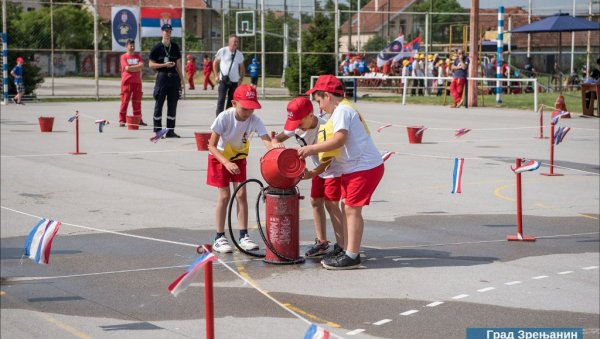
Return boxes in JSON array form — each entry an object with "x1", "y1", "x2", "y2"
[
  {"x1": 70, "y1": 110, "x2": 86, "y2": 155},
  {"x1": 202, "y1": 244, "x2": 214, "y2": 339},
  {"x1": 507, "y1": 158, "x2": 536, "y2": 241},
  {"x1": 536, "y1": 104, "x2": 547, "y2": 139},
  {"x1": 540, "y1": 122, "x2": 562, "y2": 176}
]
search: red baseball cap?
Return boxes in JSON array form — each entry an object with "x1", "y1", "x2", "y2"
[
  {"x1": 16, "y1": 57, "x2": 24, "y2": 63},
  {"x1": 233, "y1": 84, "x2": 261, "y2": 109},
  {"x1": 305, "y1": 74, "x2": 345, "y2": 96},
  {"x1": 284, "y1": 97, "x2": 313, "y2": 131}
]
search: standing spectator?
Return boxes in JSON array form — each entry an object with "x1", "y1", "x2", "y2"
[
  {"x1": 484, "y1": 55, "x2": 496, "y2": 94},
  {"x1": 148, "y1": 24, "x2": 184, "y2": 138},
  {"x1": 202, "y1": 54, "x2": 214, "y2": 91},
  {"x1": 524, "y1": 56, "x2": 536, "y2": 93},
  {"x1": 357, "y1": 55, "x2": 367, "y2": 75},
  {"x1": 449, "y1": 48, "x2": 469, "y2": 108},
  {"x1": 119, "y1": 39, "x2": 146, "y2": 127},
  {"x1": 247, "y1": 57, "x2": 261, "y2": 86},
  {"x1": 10, "y1": 57, "x2": 25, "y2": 105},
  {"x1": 186, "y1": 55, "x2": 197, "y2": 90},
  {"x1": 214, "y1": 34, "x2": 245, "y2": 116},
  {"x1": 436, "y1": 59, "x2": 445, "y2": 96}
]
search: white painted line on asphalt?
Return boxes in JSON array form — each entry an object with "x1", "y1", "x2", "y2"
[
  {"x1": 557, "y1": 271, "x2": 573, "y2": 275},
  {"x1": 452, "y1": 294, "x2": 469, "y2": 300},
  {"x1": 532, "y1": 275, "x2": 549, "y2": 280},
  {"x1": 346, "y1": 329, "x2": 365, "y2": 335},
  {"x1": 477, "y1": 287, "x2": 496, "y2": 293},
  {"x1": 504, "y1": 281, "x2": 522, "y2": 286},
  {"x1": 400, "y1": 310, "x2": 419, "y2": 316},
  {"x1": 582, "y1": 266, "x2": 598, "y2": 270},
  {"x1": 426, "y1": 301, "x2": 444, "y2": 307},
  {"x1": 373, "y1": 319, "x2": 392, "y2": 326}
]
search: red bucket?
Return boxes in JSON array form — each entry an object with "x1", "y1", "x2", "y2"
[
  {"x1": 194, "y1": 132, "x2": 211, "y2": 151},
  {"x1": 260, "y1": 148, "x2": 306, "y2": 189},
  {"x1": 38, "y1": 117, "x2": 55, "y2": 132},
  {"x1": 406, "y1": 126, "x2": 425, "y2": 144},
  {"x1": 126, "y1": 115, "x2": 141, "y2": 130}
]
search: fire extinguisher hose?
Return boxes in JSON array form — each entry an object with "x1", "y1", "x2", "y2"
[{"x1": 227, "y1": 178, "x2": 301, "y2": 263}]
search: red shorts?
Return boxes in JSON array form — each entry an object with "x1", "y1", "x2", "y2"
[
  {"x1": 311, "y1": 176, "x2": 342, "y2": 201},
  {"x1": 206, "y1": 154, "x2": 247, "y2": 187},
  {"x1": 341, "y1": 164, "x2": 384, "y2": 207}
]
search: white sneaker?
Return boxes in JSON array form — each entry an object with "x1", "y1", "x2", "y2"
[
  {"x1": 213, "y1": 236, "x2": 233, "y2": 253},
  {"x1": 239, "y1": 234, "x2": 259, "y2": 251}
]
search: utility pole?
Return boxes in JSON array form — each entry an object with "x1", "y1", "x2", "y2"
[{"x1": 467, "y1": 0, "x2": 479, "y2": 107}]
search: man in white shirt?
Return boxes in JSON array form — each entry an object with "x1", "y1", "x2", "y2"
[{"x1": 213, "y1": 35, "x2": 246, "y2": 116}]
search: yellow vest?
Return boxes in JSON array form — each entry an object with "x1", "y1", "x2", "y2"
[
  {"x1": 317, "y1": 99, "x2": 370, "y2": 163},
  {"x1": 222, "y1": 139, "x2": 251, "y2": 161}
]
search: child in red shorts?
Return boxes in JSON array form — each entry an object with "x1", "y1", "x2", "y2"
[
  {"x1": 271, "y1": 97, "x2": 345, "y2": 259},
  {"x1": 299, "y1": 75, "x2": 384, "y2": 270},
  {"x1": 207, "y1": 84, "x2": 282, "y2": 253}
]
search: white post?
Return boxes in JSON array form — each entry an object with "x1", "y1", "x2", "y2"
[
  {"x1": 51, "y1": 0, "x2": 54, "y2": 96},
  {"x1": 298, "y1": 1, "x2": 302, "y2": 93},
  {"x1": 93, "y1": 0, "x2": 99, "y2": 100},
  {"x1": 2, "y1": 0, "x2": 8, "y2": 105},
  {"x1": 282, "y1": 23, "x2": 288, "y2": 87},
  {"x1": 527, "y1": 0, "x2": 531, "y2": 58},
  {"x1": 260, "y1": 0, "x2": 265, "y2": 97},
  {"x1": 533, "y1": 78, "x2": 538, "y2": 112},
  {"x1": 356, "y1": 0, "x2": 361, "y2": 52},
  {"x1": 334, "y1": 0, "x2": 339, "y2": 75},
  {"x1": 402, "y1": 75, "x2": 407, "y2": 105},
  {"x1": 570, "y1": 0, "x2": 576, "y2": 75},
  {"x1": 496, "y1": 6, "x2": 504, "y2": 104},
  {"x1": 425, "y1": 12, "x2": 429, "y2": 95},
  {"x1": 586, "y1": 0, "x2": 591, "y2": 77}
]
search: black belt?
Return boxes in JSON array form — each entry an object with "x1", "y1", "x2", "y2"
[{"x1": 159, "y1": 72, "x2": 179, "y2": 78}]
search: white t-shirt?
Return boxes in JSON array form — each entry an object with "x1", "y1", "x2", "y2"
[
  {"x1": 215, "y1": 47, "x2": 245, "y2": 82},
  {"x1": 210, "y1": 108, "x2": 268, "y2": 155},
  {"x1": 283, "y1": 116, "x2": 341, "y2": 178},
  {"x1": 331, "y1": 103, "x2": 383, "y2": 173}
]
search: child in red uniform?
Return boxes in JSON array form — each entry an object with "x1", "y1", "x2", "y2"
[
  {"x1": 299, "y1": 75, "x2": 384, "y2": 270},
  {"x1": 186, "y1": 55, "x2": 196, "y2": 90},
  {"x1": 207, "y1": 84, "x2": 283, "y2": 253},
  {"x1": 203, "y1": 54, "x2": 214, "y2": 91},
  {"x1": 119, "y1": 39, "x2": 146, "y2": 127}
]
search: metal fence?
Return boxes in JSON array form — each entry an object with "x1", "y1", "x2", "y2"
[{"x1": 1, "y1": 0, "x2": 599, "y2": 100}]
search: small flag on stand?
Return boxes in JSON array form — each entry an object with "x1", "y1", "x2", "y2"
[
  {"x1": 168, "y1": 251, "x2": 217, "y2": 297},
  {"x1": 551, "y1": 111, "x2": 569, "y2": 125},
  {"x1": 451, "y1": 157, "x2": 464, "y2": 194},
  {"x1": 23, "y1": 218, "x2": 62, "y2": 265},
  {"x1": 303, "y1": 324, "x2": 330, "y2": 339},
  {"x1": 95, "y1": 120, "x2": 109, "y2": 133},
  {"x1": 554, "y1": 126, "x2": 571, "y2": 145},
  {"x1": 511, "y1": 160, "x2": 540, "y2": 173},
  {"x1": 150, "y1": 128, "x2": 169, "y2": 143},
  {"x1": 67, "y1": 115, "x2": 78, "y2": 122},
  {"x1": 454, "y1": 128, "x2": 471, "y2": 138}
]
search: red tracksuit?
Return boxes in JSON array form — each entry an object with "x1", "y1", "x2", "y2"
[
  {"x1": 119, "y1": 53, "x2": 143, "y2": 123},
  {"x1": 203, "y1": 59, "x2": 214, "y2": 90},
  {"x1": 186, "y1": 60, "x2": 197, "y2": 90}
]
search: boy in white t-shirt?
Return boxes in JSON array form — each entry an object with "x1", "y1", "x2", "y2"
[
  {"x1": 272, "y1": 97, "x2": 345, "y2": 259},
  {"x1": 207, "y1": 84, "x2": 282, "y2": 253},
  {"x1": 299, "y1": 75, "x2": 384, "y2": 270}
]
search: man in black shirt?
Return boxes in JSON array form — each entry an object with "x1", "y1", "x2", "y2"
[{"x1": 149, "y1": 24, "x2": 184, "y2": 138}]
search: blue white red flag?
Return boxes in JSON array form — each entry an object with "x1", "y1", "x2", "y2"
[
  {"x1": 23, "y1": 218, "x2": 61, "y2": 265},
  {"x1": 554, "y1": 126, "x2": 571, "y2": 145},
  {"x1": 451, "y1": 158, "x2": 464, "y2": 194},
  {"x1": 303, "y1": 324, "x2": 330, "y2": 339},
  {"x1": 454, "y1": 128, "x2": 471, "y2": 138},
  {"x1": 68, "y1": 115, "x2": 78, "y2": 122},
  {"x1": 141, "y1": 8, "x2": 182, "y2": 37},
  {"x1": 551, "y1": 111, "x2": 569, "y2": 125},
  {"x1": 376, "y1": 35, "x2": 421, "y2": 68},
  {"x1": 168, "y1": 251, "x2": 217, "y2": 297},
  {"x1": 150, "y1": 128, "x2": 169, "y2": 143},
  {"x1": 392, "y1": 36, "x2": 422, "y2": 64},
  {"x1": 95, "y1": 119, "x2": 109, "y2": 133},
  {"x1": 511, "y1": 160, "x2": 540, "y2": 173}
]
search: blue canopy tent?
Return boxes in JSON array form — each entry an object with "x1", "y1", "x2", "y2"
[{"x1": 510, "y1": 13, "x2": 600, "y2": 92}]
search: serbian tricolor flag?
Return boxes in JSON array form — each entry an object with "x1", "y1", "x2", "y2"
[
  {"x1": 23, "y1": 218, "x2": 61, "y2": 265},
  {"x1": 168, "y1": 250, "x2": 217, "y2": 297},
  {"x1": 303, "y1": 324, "x2": 330, "y2": 339},
  {"x1": 451, "y1": 158, "x2": 464, "y2": 194},
  {"x1": 141, "y1": 8, "x2": 182, "y2": 37}
]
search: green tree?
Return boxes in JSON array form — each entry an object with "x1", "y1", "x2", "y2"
[
  {"x1": 284, "y1": 3, "x2": 337, "y2": 95},
  {"x1": 409, "y1": 0, "x2": 465, "y2": 44}
]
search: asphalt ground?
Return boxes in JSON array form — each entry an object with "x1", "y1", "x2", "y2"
[{"x1": 1, "y1": 96, "x2": 599, "y2": 339}]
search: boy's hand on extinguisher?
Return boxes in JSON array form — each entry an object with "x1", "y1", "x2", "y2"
[
  {"x1": 224, "y1": 161, "x2": 240, "y2": 175},
  {"x1": 297, "y1": 145, "x2": 314, "y2": 159}
]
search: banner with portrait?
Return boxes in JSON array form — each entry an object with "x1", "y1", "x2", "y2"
[{"x1": 112, "y1": 7, "x2": 140, "y2": 52}]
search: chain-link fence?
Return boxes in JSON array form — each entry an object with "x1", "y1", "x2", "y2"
[{"x1": 2, "y1": 0, "x2": 599, "y2": 100}]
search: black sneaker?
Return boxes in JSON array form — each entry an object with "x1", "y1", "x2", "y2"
[
  {"x1": 321, "y1": 243, "x2": 343, "y2": 261},
  {"x1": 305, "y1": 239, "x2": 330, "y2": 258},
  {"x1": 165, "y1": 132, "x2": 180, "y2": 138},
  {"x1": 322, "y1": 253, "x2": 361, "y2": 270},
  {"x1": 139, "y1": 120, "x2": 148, "y2": 126}
]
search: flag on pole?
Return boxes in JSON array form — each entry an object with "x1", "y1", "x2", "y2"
[
  {"x1": 23, "y1": 218, "x2": 62, "y2": 264},
  {"x1": 376, "y1": 35, "x2": 422, "y2": 68},
  {"x1": 554, "y1": 126, "x2": 571, "y2": 145},
  {"x1": 451, "y1": 158, "x2": 464, "y2": 194},
  {"x1": 68, "y1": 115, "x2": 78, "y2": 122},
  {"x1": 150, "y1": 128, "x2": 169, "y2": 143},
  {"x1": 168, "y1": 251, "x2": 217, "y2": 297},
  {"x1": 551, "y1": 111, "x2": 569, "y2": 125},
  {"x1": 381, "y1": 150, "x2": 395, "y2": 162},
  {"x1": 141, "y1": 8, "x2": 182, "y2": 37},
  {"x1": 454, "y1": 128, "x2": 471, "y2": 138},
  {"x1": 95, "y1": 119, "x2": 109, "y2": 133},
  {"x1": 392, "y1": 36, "x2": 422, "y2": 64},
  {"x1": 303, "y1": 324, "x2": 330, "y2": 339},
  {"x1": 511, "y1": 160, "x2": 540, "y2": 173}
]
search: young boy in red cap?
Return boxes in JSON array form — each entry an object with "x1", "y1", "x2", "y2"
[
  {"x1": 207, "y1": 84, "x2": 283, "y2": 253},
  {"x1": 186, "y1": 55, "x2": 197, "y2": 90},
  {"x1": 11, "y1": 57, "x2": 25, "y2": 105},
  {"x1": 299, "y1": 75, "x2": 384, "y2": 270},
  {"x1": 271, "y1": 97, "x2": 345, "y2": 259}
]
